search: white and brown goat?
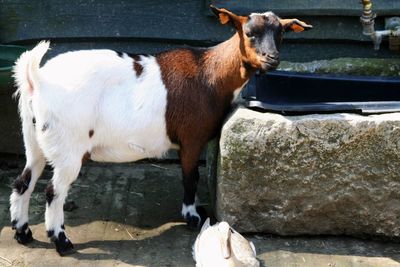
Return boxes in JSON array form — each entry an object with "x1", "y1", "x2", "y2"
[{"x1": 10, "y1": 6, "x2": 311, "y2": 255}]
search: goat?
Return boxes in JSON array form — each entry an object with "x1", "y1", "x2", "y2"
[
  {"x1": 10, "y1": 5, "x2": 312, "y2": 255},
  {"x1": 193, "y1": 218, "x2": 259, "y2": 267}
]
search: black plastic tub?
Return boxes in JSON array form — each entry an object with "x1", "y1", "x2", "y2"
[{"x1": 244, "y1": 71, "x2": 400, "y2": 114}]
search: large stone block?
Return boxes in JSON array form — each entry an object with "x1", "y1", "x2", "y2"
[{"x1": 214, "y1": 107, "x2": 400, "y2": 237}]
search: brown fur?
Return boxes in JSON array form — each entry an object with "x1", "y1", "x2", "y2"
[
  {"x1": 157, "y1": 32, "x2": 255, "y2": 183},
  {"x1": 158, "y1": 42, "x2": 248, "y2": 148},
  {"x1": 130, "y1": 54, "x2": 144, "y2": 77},
  {"x1": 45, "y1": 182, "x2": 55, "y2": 205},
  {"x1": 203, "y1": 33, "x2": 250, "y2": 90},
  {"x1": 158, "y1": 7, "x2": 311, "y2": 225},
  {"x1": 156, "y1": 20, "x2": 259, "y2": 226},
  {"x1": 134, "y1": 61, "x2": 143, "y2": 77},
  {"x1": 13, "y1": 168, "x2": 32, "y2": 195},
  {"x1": 82, "y1": 152, "x2": 91, "y2": 164}
]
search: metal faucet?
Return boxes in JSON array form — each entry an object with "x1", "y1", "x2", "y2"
[{"x1": 360, "y1": 0, "x2": 400, "y2": 50}]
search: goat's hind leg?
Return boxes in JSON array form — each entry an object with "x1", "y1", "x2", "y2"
[
  {"x1": 45, "y1": 159, "x2": 81, "y2": 256},
  {"x1": 10, "y1": 120, "x2": 46, "y2": 244}
]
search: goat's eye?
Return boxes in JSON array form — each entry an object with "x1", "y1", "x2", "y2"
[{"x1": 246, "y1": 33, "x2": 256, "y2": 41}]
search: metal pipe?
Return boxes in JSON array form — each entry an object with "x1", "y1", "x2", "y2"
[
  {"x1": 360, "y1": 0, "x2": 400, "y2": 50},
  {"x1": 360, "y1": 0, "x2": 376, "y2": 36}
]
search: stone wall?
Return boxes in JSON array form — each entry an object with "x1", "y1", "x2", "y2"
[{"x1": 212, "y1": 107, "x2": 400, "y2": 238}]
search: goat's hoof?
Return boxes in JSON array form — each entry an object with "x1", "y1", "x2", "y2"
[
  {"x1": 186, "y1": 215, "x2": 200, "y2": 229},
  {"x1": 14, "y1": 228, "x2": 33, "y2": 244},
  {"x1": 55, "y1": 243, "x2": 75, "y2": 256},
  {"x1": 185, "y1": 206, "x2": 207, "y2": 230},
  {"x1": 52, "y1": 232, "x2": 75, "y2": 256}
]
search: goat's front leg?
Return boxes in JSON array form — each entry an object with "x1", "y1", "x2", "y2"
[
  {"x1": 45, "y1": 160, "x2": 81, "y2": 256},
  {"x1": 180, "y1": 146, "x2": 207, "y2": 229}
]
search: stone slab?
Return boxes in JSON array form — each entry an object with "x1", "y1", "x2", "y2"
[{"x1": 215, "y1": 107, "x2": 400, "y2": 237}]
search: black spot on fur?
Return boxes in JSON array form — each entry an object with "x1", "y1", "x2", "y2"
[
  {"x1": 128, "y1": 54, "x2": 142, "y2": 61},
  {"x1": 115, "y1": 51, "x2": 124, "y2": 58},
  {"x1": 128, "y1": 54, "x2": 150, "y2": 61},
  {"x1": 42, "y1": 122, "x2": 49, "y2": 132},
  {"x1": 47, "y1": 229, "x2": 54, "y2": 238},
  {"x1": 61, "y1": 224, "x2": 65, "y2": 230},
  {"x1": 11, "y1": 219, "x2": 17, "y2": 230},
  {"x1": 45, "y1": 182, "x2": 55, "y2": 206},
  {"x1": 89, "y1": 129, "x2": 94, "y2": 138},
  {"x1": 32, "y1": 117, "x2": 36, "y2": 125},
  {"x1": 13, "y1": 168, "x2": 32, "y2": 195}
]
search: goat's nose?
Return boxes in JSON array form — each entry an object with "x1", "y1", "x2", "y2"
[{"x1": 267, "y1": 53, "x2": 279, "y2": 60}]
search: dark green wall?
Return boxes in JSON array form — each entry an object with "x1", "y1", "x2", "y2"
[
  {"x1": 1, "y1": 0, "x2": 399, "y2": 60},
  {"x1": 207, "y1": 0, "x2": 400, "y2": 16}
]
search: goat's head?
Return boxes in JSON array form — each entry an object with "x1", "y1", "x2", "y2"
[{"x1": 210, "y1": 6, "x2": 312, "y2": 72}]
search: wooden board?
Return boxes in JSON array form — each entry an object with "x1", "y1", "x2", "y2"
[
  {"x1": 0, "y1": 0, "x2": 227, "y2": 43},
  {"x1": 207, "y1": 0, "x2": 400, "y2": 16},
  {"x1": 0, "y1": 0, "x2": 393, "y2": 44}
]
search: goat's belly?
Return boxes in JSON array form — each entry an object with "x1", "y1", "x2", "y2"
[
  {"x1": 90, "y1": 147, "x2": 148, "y2": 163},
  {"x1": 90, "y1": 141, "x2": 170, "y2": 163}
]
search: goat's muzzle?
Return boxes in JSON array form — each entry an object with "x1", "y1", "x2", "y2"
[
  {"x1": 259, "y1": 52, "x2": 280, "y2": 71},
  {"x1": 260, "y1": 58, "x2": 280, "y2": 71}
]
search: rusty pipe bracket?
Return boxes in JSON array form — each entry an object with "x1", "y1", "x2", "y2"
[{"x1": 386, "y1": 17, "x2": 400, "y2": 51}]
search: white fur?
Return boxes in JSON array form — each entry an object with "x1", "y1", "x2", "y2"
[
  {"x1": 34, "y1": 48, "x2": 172, "y2": 164},
  {"x1": 249, "y1": 12, "x2": 276, "y2": 18},
  {"x1": 11, "y1": 41, "x2": 173, "y2": 235},
  {"x1": 231, "y1": 82, "x2": 248, "y2": 104},
  {"x1": 181, "y1": 203, "x2": 201, "y2": 223},
  {"x1": 193, "y1": 219, "x2": 259, "y2": 267},
  {"x1": 10, "y1": 43, "x2": 48, "y2": 229}
]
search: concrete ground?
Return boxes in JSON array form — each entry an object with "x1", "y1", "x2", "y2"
[{"x1": 1, "y1": 156, "x2": 400, "y2": 267}]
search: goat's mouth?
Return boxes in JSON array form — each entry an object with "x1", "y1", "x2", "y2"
[{"x1": 260, "y1": 60, "x2": 280, "y2": 71}]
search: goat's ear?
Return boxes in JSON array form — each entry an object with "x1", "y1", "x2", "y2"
[
  {"x1": 210, "y1": 5, "x2": 245, "y2": 29},
  {"x1": 280, "y1": 19, "x2": 313, "y2": 32},
  {"x1": 199, "y1": 218, "x2": 211, "y2": 234},
  {"x1": 217, "y1": 222, "x2": 232, "y2": 259}
]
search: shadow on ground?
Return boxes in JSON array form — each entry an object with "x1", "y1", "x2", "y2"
[{"x1": 1, "y1": 157, "x2": 400, "y2": 266}]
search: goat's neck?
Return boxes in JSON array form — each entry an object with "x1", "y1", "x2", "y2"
[{"x1": 204, "y1": 33, "x2": 251, "y2": 96}]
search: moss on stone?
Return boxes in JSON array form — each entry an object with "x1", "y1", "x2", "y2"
[{"x1": 278, "y1": 58, "x2": 400, "y2": 76}]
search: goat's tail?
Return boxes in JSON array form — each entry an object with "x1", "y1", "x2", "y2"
[{"x1": 13, "y1": 41, "x2": 50, "y2": 98}]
